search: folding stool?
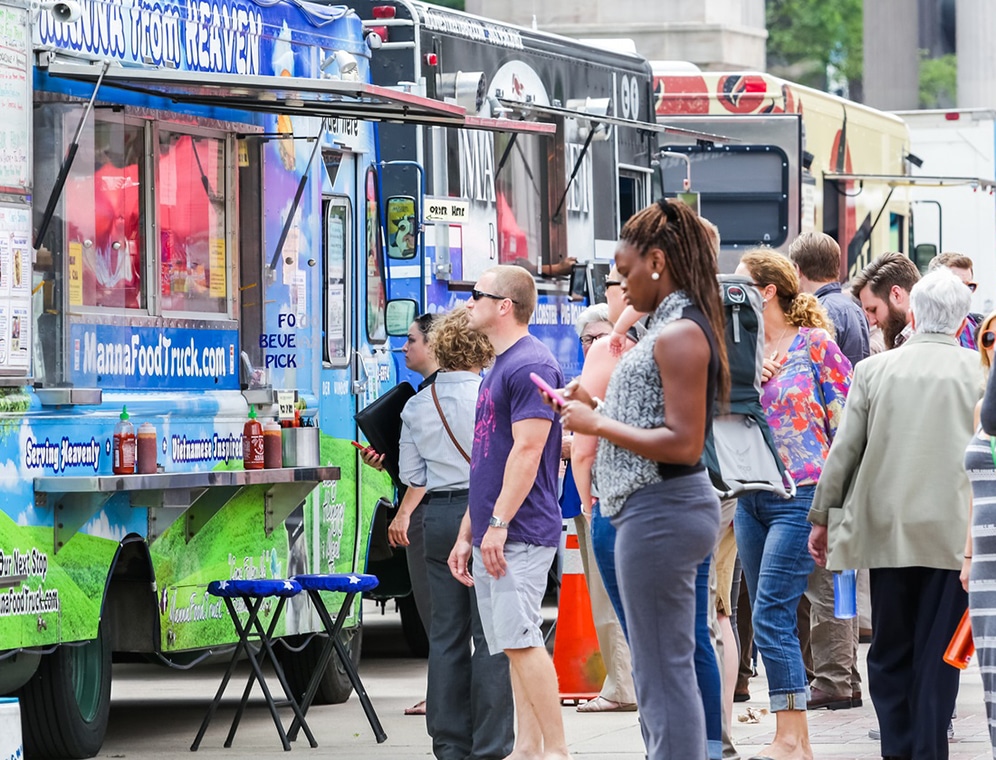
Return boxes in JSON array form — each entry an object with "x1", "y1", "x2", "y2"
[
  {"x1": 191, "y1": 578, "x2": 317, "y2": 751},
  {"x1": 288, "y1": 573, "x2": 386, "y2": 743}
]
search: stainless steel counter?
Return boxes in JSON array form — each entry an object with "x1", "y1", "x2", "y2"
[{"x1": 34, "y1": 466, "x2": 341, "y2": 552}]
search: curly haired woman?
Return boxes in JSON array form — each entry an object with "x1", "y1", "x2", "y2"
[{"x1": 733, "y1": 249, "x2": 852, "y2": 760}]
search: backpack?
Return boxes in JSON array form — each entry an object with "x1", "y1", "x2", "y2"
[{"x1": 701, "y1": 275, "x2": 796, "y2": 500}]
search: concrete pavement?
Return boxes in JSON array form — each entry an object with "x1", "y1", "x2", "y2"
[{"x1": 98, "y1": 605, "x2": 994, "y2": 759}]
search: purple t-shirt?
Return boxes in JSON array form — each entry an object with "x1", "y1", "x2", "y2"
[{"x1": 469, "y1": 334, "x2": 564, "y2": 547}]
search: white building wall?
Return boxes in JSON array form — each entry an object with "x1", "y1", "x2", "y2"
[
  {"x1": 863, "y1": 0, "x2": 919, "y2": 110},
  {"x1": 464, "y1": 0, "x2": 768, "y2": 71},
  {"x1": 956, "y1": 0, "x2": 996, "y2": 108}
]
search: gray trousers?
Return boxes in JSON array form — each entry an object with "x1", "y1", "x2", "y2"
[
  {"x1": 613, "y1": 474, "x2": 720, "y2": 760},
  {"x1": 806, "y1": 563, "x2": 861, "y2": 695},
  {"x1": 406, "y1": 499, "x2": 432, "y2": 633},
  {"x1": 423, "y1": 494, "x2": 514, "y2": 760}
]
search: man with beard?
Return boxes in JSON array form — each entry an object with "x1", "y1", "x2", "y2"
[{"x1": 850, "y1": 253, "x2": 921, "y2": 349}]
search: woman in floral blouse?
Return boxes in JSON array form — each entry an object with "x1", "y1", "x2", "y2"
[{"x1": 733, "y1": 249, "x2": 852, "y2": 760}]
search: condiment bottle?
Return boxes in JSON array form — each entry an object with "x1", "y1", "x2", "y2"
[
  {"x1": 263, "y1": 420, "x2": 283, "y2": 469},
  {"x1": 137, "y1": 422, "x2": 158, "y2": 474},
  {"x1": 243, "y1": 406, "x2": 264, "y2": 470},
  {"x1": 113, "y1": 406, "x2": 136, "y2": 475}
]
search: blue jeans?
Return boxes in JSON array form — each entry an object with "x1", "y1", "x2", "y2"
[
  {"x1": 696, "y1": 555, "x2": 723, "y2": 760},
  {"x1": 735, "y1": 485, "x2": 816, "y2": 712}
]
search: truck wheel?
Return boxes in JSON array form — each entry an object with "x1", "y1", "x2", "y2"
[
  {"x1": 18, "y1": 618, "x2": 112, "y2": 759},
  {"x1": 398, "y1": 593, "x2": 429, "y2": 658},
  {"x1": 278, "y1": 626, "x2": 362, "y2": 705}
]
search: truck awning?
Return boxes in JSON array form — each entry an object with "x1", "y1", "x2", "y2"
[
  {"x1": 825, "y1": 172, "x2": 996, "y2": 191},
  {"x1": 496, "y1": 97, "x2": 738, "y2": 143},
  {"x1": 40, "y1": 59, "x2": 556, "y2": 135}
]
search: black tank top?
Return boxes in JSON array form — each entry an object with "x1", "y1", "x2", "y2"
[{"x1": 657, "y1": 303, "x2": 719, "y2": 481}]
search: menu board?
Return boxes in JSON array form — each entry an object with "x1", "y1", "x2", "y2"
[
  {"x1": 0, "y1": 5, "x2": 30, "y2": 192},
  {"x1": 0, "y1": 205, "x2": 31, "y2": 375}
]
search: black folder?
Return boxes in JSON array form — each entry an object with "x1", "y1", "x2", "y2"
[{"x1": 354, "y1": 381, "x2": 416, "y2": 490}]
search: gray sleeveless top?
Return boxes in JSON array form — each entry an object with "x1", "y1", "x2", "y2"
[{"x1": 595, "y1": 290, "x2": 693, "y2": 517}]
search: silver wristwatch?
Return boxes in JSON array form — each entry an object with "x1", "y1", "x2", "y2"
[{"x1": 488, "y1": 515, "x2": 509, "y2": 529}]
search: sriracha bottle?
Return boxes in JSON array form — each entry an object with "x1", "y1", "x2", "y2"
[
  {"x1": 113, "y1": 406, "x2": 136, "y2": 475},
  {"x1": 243, "y1": 406, "x2": 264, "y2": 470}
]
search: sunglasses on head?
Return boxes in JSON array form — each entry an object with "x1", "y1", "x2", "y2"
[
  {"x1": 471, "y1": 288, "x2": 519, "y2": 305},
  {"x1": 983, "y1": 330, "x2": 996, "y2": 350}
]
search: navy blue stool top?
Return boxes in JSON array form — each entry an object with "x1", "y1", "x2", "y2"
[
  {"x1": 207, "y1": 579, "x2": 302, "y2": 598},
  {"x1": 293, "y1": 573, "x2": 379, "y2": 593},
  {"x1": 192, "y1": 576, "x2": 314, "y2": 751}
]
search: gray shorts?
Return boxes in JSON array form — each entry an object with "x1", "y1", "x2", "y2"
[{"x1": 473, "y1": 543, "x2": 556, "y2": 655}]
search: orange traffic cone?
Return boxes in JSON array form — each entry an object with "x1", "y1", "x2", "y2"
[{"x1": 552, "y1": 520, "x2": 605, "y2": 703}]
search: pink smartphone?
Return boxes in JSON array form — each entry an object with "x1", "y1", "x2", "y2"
[{"x1": 529, "y1": 372, "x2": 566, "y2": 407}]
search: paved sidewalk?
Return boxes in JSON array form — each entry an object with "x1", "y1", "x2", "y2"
[
  {"x1": 551, "y1": 639, "x2": 993, "y2": 758},
  {"x1": 99, "y1": 607, "x2": 994, "y2": 759},
  {"x1": 728, "y1": 643, "x2": 991, "y2": 760}
]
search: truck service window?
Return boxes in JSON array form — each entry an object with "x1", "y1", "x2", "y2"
[
  {"x1": 660, "y1": 145, "x2": 789, "y2": 248},
  {"x1": 158, "y1": 132, "x2": 228, "y2": 315},
  {"x1": 495, "y1": 132, "x2": 546, "y2": 273},
  {"x1": 65, "y1": 117, "x2": 147, "y2": 310}
]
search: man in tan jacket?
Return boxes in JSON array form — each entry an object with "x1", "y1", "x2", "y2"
[{"x1": 808, "y1": 267, "x2": 982, "y2": 760}]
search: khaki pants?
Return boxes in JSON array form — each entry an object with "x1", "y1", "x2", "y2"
[
  {"x1": 574, "y1": 515, "x2": 636, "y2": 704},
  {"x1": 805, "y1": 564, "x2": 861, "y2": 695}
]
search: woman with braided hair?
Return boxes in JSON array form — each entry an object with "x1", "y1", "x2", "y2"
[
  {"x1": 555, "y1": 198, "x2": 729, "y2": 760},
  {"x1": 734, "y1": 249, "x2": 852, "y2": 760}
]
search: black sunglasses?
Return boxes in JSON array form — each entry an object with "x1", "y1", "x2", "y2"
[
  {"x1": 471, "y1": 288, "x2": 518, "y2": 305},
  {"x1": 580, "y1": 333, "x2": 610, "y2": 347},
  {"x1": 604, "y1": 279, "x2": 622, "y2": 289},
  {"x1": 983, "y1": 330, "x2": 996, "y2": 349},
  {"x1": 967, "y1": 281, "x2": 979, "y2": 293}
]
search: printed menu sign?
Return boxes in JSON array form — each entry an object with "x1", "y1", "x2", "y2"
[
  {"x1": 0, "y1": 205, "x2": 31, "y2": 374},
  {"x1": 0, "y1": 6, "x2": 30, "y2": 192}
]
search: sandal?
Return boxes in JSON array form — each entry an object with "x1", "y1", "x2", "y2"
[
  {"x1": 576, "y1": 696, "x2": 638, "y2": 713},
  {"x1": 404, "y1": 699, "x2": 426, "y2": 716}
]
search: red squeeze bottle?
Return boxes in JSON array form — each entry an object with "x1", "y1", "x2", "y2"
[
  {"x1": 113, "y1": 406, "x2": 136, "y2": 475},
  {"x1": 943, "y1": 608, "x2": 975, "y2": 669},
  {"x1": 243, "y1": 407, "x2": 264, "y2": 470}
]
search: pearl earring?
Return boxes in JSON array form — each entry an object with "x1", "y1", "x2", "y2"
[{"x1": 651, "y1": 272, "x2": 660, "y2": 281}]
